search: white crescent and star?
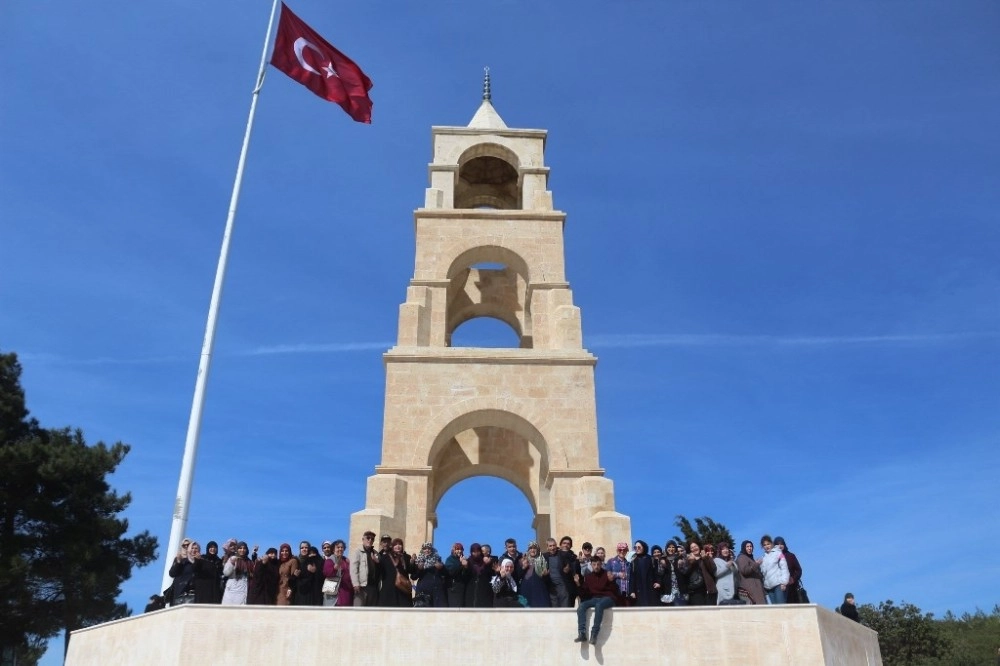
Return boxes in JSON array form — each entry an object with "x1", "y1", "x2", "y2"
[{"x1": 293, "y1": 37, "x2": 339, "y2": 79}]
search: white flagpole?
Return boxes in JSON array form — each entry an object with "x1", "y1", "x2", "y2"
[{"x1": 161, "y1": 0, "x2": 282, "y2": 593}]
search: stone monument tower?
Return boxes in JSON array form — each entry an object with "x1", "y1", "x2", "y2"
[{"x1": 350, "y1": 75, "x2": 631, "y2": 550}]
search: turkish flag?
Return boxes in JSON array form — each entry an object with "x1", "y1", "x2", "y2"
[{"x1": 270, "y1": 3, "x2": 374, "y2": 123}]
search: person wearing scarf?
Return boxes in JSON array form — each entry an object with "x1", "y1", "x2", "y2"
[
  {"x1": 736, "y1": 540, "x2": 766, "y2": 605},
  {"x1": 444, "y1": 542, "x2": 470, "y2": 608},
  {"x1": 466, "y1": 543, "x2": 493, "y2": 607},
  {"x1": 519, "y1": 541, "x2": 551, "y2": 608},
  {"x1": 628, "y1": 540, "x2": 657, "y2": 606},
  {"x1": 413, "y1": 542, "x2": 447, "y2": 607},
  {"x1": 491, "y1": 558, "x2": 521, "y2": 607},
  {"x1": 248, "y1": 547, "x2": 279, "y2": 605},
  {"x1": 321, "y1": 539, "x2": 354, "y2": 607},
  {"x1": 277, "y1": 543, "x2": 297, "y2": 605},
  {"x1": 167, "y1": 537, "x2": 196, "y2": 605},
  {"x1": 774, "y1": 536, "x2": 803, "y2": 603},
  {"x1": 222, "y1": 542, "x2": 252, "y2": 604},
  {"x1": 199, "y1": 541, "x2": 223, "y2": 603}
]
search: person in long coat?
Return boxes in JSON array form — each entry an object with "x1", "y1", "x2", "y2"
[
  {"x1": 628, "y1": 540, "x2": 658, "y2": 606},
  {"x1": 518, "y1": 541, "x2": 551, "y2": 608},
  {"x1": 774, "y1": 536, "x2": 803, "y2": 603},
  {"x1": 378, "y1": 538, "x2": 415, "y2": 607},
  {"x1": 444, "y1": 543, "x2": 471, "y2": 608},
  {"x1": 277, "y1": 543, "x2": 297, "y2": 605},
  {"x1": 736, "y1": 540, "x2": 766, "y2": 605},
  {"x1": 248, "y1": 547, "x2": 279, "y2": 605},
  {"x1": 293, "y1": 544, "x2": 324, "y2": 606},
  {"x1": 321, "y1": 540, "x2": 354, "y2": 607}
]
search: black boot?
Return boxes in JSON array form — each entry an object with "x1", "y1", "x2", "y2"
[
  {"x1": 574, "y1": 631, "x2": 587, "y2": 643},
  {"x1": 589, "y1": 629, "x2": 599, "y2": 645}
]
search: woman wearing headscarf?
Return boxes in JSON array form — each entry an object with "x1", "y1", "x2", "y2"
[
  {"x1": 200, "y1": 541, "x2": 223, "y2": 604},
  {"x1": 378, "y1": 538, "x2": 415, "y2": 607},
  {"x1": 413, "y1": 542, "x2": 447, "y2": 607},
  {"x1": 321, "y1": 539, "x2": 354, "y2": 607},
  {"x1": 248, "y1": 547, "x2": 279, "y2": 604},
  {"x1": 187, "y1": 541, "x2": 223, "y2": 604},
  {"x1": 736, "y1": 540, "x2": 766, "y2": 605},
  {"x1": 628, "y1": 540, "x2": 658, "y2": 606},
  {"x1": 167, "y1": 538, "x2": 196, "y2": 605},
  {"x1": 466, "y1": 543, "x2": 495, "y2": 608},
  {"x1": 277, "y1": 543, "x2": 297, "y2": 605},
  {"x1": 656, "y1": 540, "x2": 686, "y2": 606},
  {"x1": 293, "y1": 545, "x2": 324, "y2": 606},
  {"x1": 773, "y1": 536, "x2": 803, "y2": 603},
  {"x1": 444, "y1": 542, "x2": 471, "y2": 608},
  {"x1": 221, "y1": 542, "x2": 252, "y2": 604},
  {"x1": 518, "y1": 541, "x2": 551, "y2": 608},
  {"x1": 491, "y1": 558, "x2": 522, "y2": 607}
]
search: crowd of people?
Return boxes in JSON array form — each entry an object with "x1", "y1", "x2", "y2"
[{"x1": 161, "y1": 531, "x2": 809, "y2": 615}]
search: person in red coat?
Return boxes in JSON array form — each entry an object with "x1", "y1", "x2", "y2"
[{"x1": 574, "y1": 556, "x2": 622, "y2": 645}]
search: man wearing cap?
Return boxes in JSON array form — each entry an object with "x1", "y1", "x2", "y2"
[
  {"x1": 840, "y1": 593, "x2": 861, "y2": 622},
  {"x1": 350, "y1": 530, "x2": 381, "y2": 606}
]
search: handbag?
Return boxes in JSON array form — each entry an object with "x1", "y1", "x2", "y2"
[
  {"x1": 395, "y1": 570, "x2": 412, "y2": 594},
  {"x1": 322, "y1": 578, "x2": 341, "y2": 596},
  {"x1": 797, "y1": 582, "x2": 810, "y2": 603}
]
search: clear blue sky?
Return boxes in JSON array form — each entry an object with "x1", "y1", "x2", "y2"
[{"x1": 2, "y1": 1, "x2": 998, "y2": 660}]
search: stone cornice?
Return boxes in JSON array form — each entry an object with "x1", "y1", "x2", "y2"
[
  {"x1": 413, "y1": 208, "x2": 566, "y2": 222},
  {"x1": 384, "y1": 348, "x2": 597, "y2": 365}
]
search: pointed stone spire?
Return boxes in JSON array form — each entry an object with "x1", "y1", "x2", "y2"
[{"x1": 468, "y1": 66, "x2": 507, "y2": 129}]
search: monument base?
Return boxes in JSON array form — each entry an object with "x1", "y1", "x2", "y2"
[{"x1": 66, "y1": 603, "x2": 881, "y2": 665}]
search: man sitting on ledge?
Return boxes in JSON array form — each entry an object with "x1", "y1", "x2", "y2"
[{"x1": 575, "y1": 556, "x2": 621, "y2": 645}]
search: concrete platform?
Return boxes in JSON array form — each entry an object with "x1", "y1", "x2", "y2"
[{"x1": 66, "y1": 603, "x2": 882, "y2": 665}]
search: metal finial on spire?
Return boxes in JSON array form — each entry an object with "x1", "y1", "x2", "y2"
[{"x1": 483, "y1": 67, "x2": 491, "y2": 101}]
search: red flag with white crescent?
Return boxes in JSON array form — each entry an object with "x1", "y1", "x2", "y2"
[{"x1": 270, "y1": 3, "x2": 374, "y2": 123}]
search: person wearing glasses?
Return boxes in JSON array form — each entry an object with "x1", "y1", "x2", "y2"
[
  {"x1": 168, "y1": 538, "x2": 196, "y2": 605},
  {"x1": 605, "y1": 542, "x2": 631, "y2": 604},
  {"x1": 350, "y1": 531, "x2": 380, "y2": 607},
  {"x1": 628, "y1": 540, "x2": 657, "y2": 606}
]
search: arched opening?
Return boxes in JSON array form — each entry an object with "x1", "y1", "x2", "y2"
[
  {"x1": 431, "y1": 476, "x2": 536, "y2": 553},
  {"x1": 422, "y1": 408, "x2": 552, "y2": 546},
  {"x1": 449, "y1": 315, "x2": 521, "y2": 348},
  {"x1": 455, "y1": 143, "x2": 521, "y2": 209},
  {"x1": 445, "y1": 247, "x2": 532, "y2": 348}
]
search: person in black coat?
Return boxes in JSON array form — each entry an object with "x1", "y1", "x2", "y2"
[
  {"x1": 292, "y1": 543, "x2": 323, "y2": 606},
  {"x1": 840, "y1": 593, "x2": 861, "y2": 622},
  {"x1": 378, "y1": 538, "x2": 416, "y2": 607}
]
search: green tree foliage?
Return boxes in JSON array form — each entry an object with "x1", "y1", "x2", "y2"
[
  {"x1": 0, "y1": 351, "x2": 158, "y2": 663},
  {"x1": 673, "y1": 515, "x2": 735, "y2": 549},
  {"x1": 923, "y1": 606, "x2": 1000, "y2": 666},
  {"x1": 859, "y1": 599, "x2": 951, "y2": 666}
]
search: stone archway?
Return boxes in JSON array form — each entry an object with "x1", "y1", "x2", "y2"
[{"x1": 423, "y1": 409, "x2": 551, "y2": 544}]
